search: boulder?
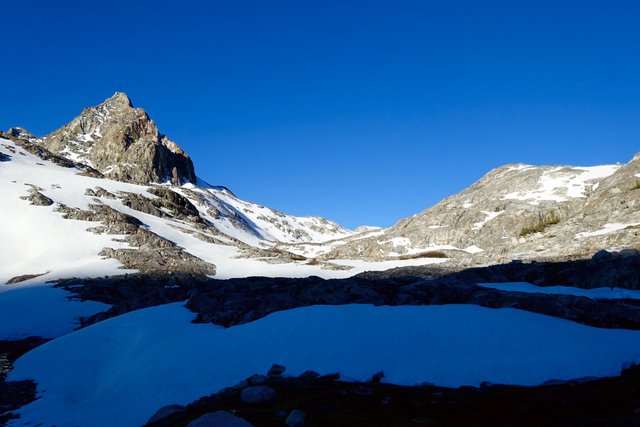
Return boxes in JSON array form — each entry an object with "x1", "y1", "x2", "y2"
[
  {"x1": 240, "y1": 386, "x2": 278, "y2": 404},
  {"x1": 285, "y1": 409, "x2": 306, "y2": 427},
  {"x1": 145, "y1": 404, "x2": 185, "y2": 424},
  {"x1": 185, "y1": 411, "x2": 254, "y2": 427},
  {"x1": 268, "y1": 363, "x2": 286, "y2": 377}
]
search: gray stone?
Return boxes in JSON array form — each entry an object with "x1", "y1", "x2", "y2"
[
  {"x1": 240, "y1": 386, "x2": 278, "y2": 404},
  {"x1": 185, "y1": 411, "x2": 254, "y2": 427}
]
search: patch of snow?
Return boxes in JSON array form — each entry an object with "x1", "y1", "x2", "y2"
[
  {"x1": 472, "y1": 211, "x2": 503, "y2": 230},
  {"x1": 464, "y1": 245, "x2": 484, "y2": 254},
  {"x1": 353, "y1": 225, "x2": 382, "y2": 234},
  {"x1": 378, "y1": 237, "x2": 412, "y2": 247},
  {"x1": 10, "y1": 303, "x2": 640, "y2": 427},
  {"x1": 0, "y1": 284, "x2": 109, "y2": 339},
  {"x1": 478, "y1": 282, "x2": 640, "y2": 300},
  {"x1": 576, "y1": 222, "x2": 640, "y2": 238},
  {"x1": 503, "y1": 165, "x2": 619, "y2": 203}
]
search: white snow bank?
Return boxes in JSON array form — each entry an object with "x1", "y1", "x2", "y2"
[
  {"x1": 0, "y1": 285, "x2": 109, "y2": 339},
  {"x1": 576, "y1": 222, "x2": 640, "y2": 238},
  {"x1": 478, "y1": 282, "x2": 640, "y2": 300},
  {"x1": 503, "y1": 165, "x2": 619, "y2": 203},
  {"x1": 472, "y1": 211, "x2": 503, "y2": 230},
  {"x1": 10, "y1": 303, "x2": 640, "y2": 426}
]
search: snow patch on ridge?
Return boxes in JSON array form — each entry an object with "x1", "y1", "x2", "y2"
[{"x1": 503, "y1": 165, "x2": 619, "y2": 204}]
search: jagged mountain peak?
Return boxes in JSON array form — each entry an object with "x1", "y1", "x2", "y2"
[
  {"x1": 39, "y1": 93, "x2": 196, "y2": 185},
  {"x1": 104, "y1": 91, "x2": 134, "y2": 109}
]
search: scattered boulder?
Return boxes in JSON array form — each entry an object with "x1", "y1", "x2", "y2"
[
  {"x1": 299, "y1": 370, "x2": 320, "y2": 380},
  {"x1": 371, "y1": 371, "x2": 385, "y2": 383},
  {"x1": 185, "y1": 411, "x2": 254, "y2": 427},
  {"x1": 240, "y1": 386, "x2": 278, "y2": 405},
  {"x1": 248, "y1": 374, "x2": 267, "y2": 385},
  {"x1": 145, "y1": 404, "x2": 185, "y2": 425},
  {"x1": 592, "y1": 249, "x2": 614, "y2": 261},
  {"x1": 285, "y1": 409, "x2": 306, "y2": 427},
  {"x1": 268, "y1": 363, "x2": 286, "y2": 377}
]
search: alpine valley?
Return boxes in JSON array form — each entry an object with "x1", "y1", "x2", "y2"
[{"x1": 2, "y1": 94, "x2": 640, "y2": 427}]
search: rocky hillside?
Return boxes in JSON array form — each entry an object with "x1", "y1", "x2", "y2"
[{"x1": 321, "y1": 156, "x2": 640, "y2": 264}]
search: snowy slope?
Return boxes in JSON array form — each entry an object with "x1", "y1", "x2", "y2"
[
  {"x1": 0, "y1": 136, "x2": 448, "y2": 341},
  {"x1": 9, "y1": 303, "x2": 640, "y2": 426},
  {"x1": 0, "y1": 136, "x2": 441, "y2": 283},
  {"x1": 0, "y1": 137, "x2": 362, "y2": 284}
]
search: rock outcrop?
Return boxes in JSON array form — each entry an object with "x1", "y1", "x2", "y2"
[{"x1": 40, "y1": 92, "x2": 196, "y2": 185}]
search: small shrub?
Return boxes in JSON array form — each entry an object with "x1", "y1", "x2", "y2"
[
  {"x1": 395, "y1": 251, "x2": 448, "y2": 260},
  {"x1": 519, "y1": 212, "x2": 560, "y2": 237}
]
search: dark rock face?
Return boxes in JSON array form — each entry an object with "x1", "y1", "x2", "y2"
[
  {"x1": 360, "y1": 252, "x2": 640, "y2": 290},
  {"x1": 40, "y1": 92, "x2": 196, "y2": 185},
  {"x1": 185, "y1": 275, "x2": 640, "y2": 330},
  {"x1": 54, "y1": 255, "x2": 640, "y2": 332},
  {"x1": 55, "y1": 273, "x2": 211, "y2": 327},
  {"x1": 121, "y1": 187, "x2": 202, "y2": 223}
]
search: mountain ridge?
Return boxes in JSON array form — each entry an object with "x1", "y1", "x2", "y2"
[{"x1": 2, "y1": 93, "x2": 639, "y2": 282}]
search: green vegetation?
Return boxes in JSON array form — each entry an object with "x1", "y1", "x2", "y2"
[
  {"x1": 519, "y1": 212, "x2": 561, "y2": 237},
  {"x1": 394, "y1": 251, "x2": 448, "y2": 260}
]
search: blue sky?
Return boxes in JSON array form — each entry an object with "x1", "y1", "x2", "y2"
[{"x1": 2, "y1": 1, "x2": 639, "y2": 228}]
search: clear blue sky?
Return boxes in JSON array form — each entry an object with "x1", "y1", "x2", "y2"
[{"x1": 2, "y1": 1, "x2": 639, "y2": 228}]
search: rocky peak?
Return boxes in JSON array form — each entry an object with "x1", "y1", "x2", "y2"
[
  {"x1": 39, "y1": 92, "x2": 196, "y2": 185},
  {"x1": 104, "y1": 92, "x2": 133, "y2": 109},
  {"x1": 6, "y1": 127, "x2": 39, "y2": 142}
]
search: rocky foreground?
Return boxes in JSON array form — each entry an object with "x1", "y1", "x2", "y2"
[
  {"x1": 146, "y1": 363, "x2": 640, "y2": 427},
  {"x1": 52, "y1": 250, "x2": 640, "y2": 331}
]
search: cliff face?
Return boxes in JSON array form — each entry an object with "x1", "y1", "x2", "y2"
[{"x1": 40, "y1": 92, "x2": 196, "y2": 185}]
